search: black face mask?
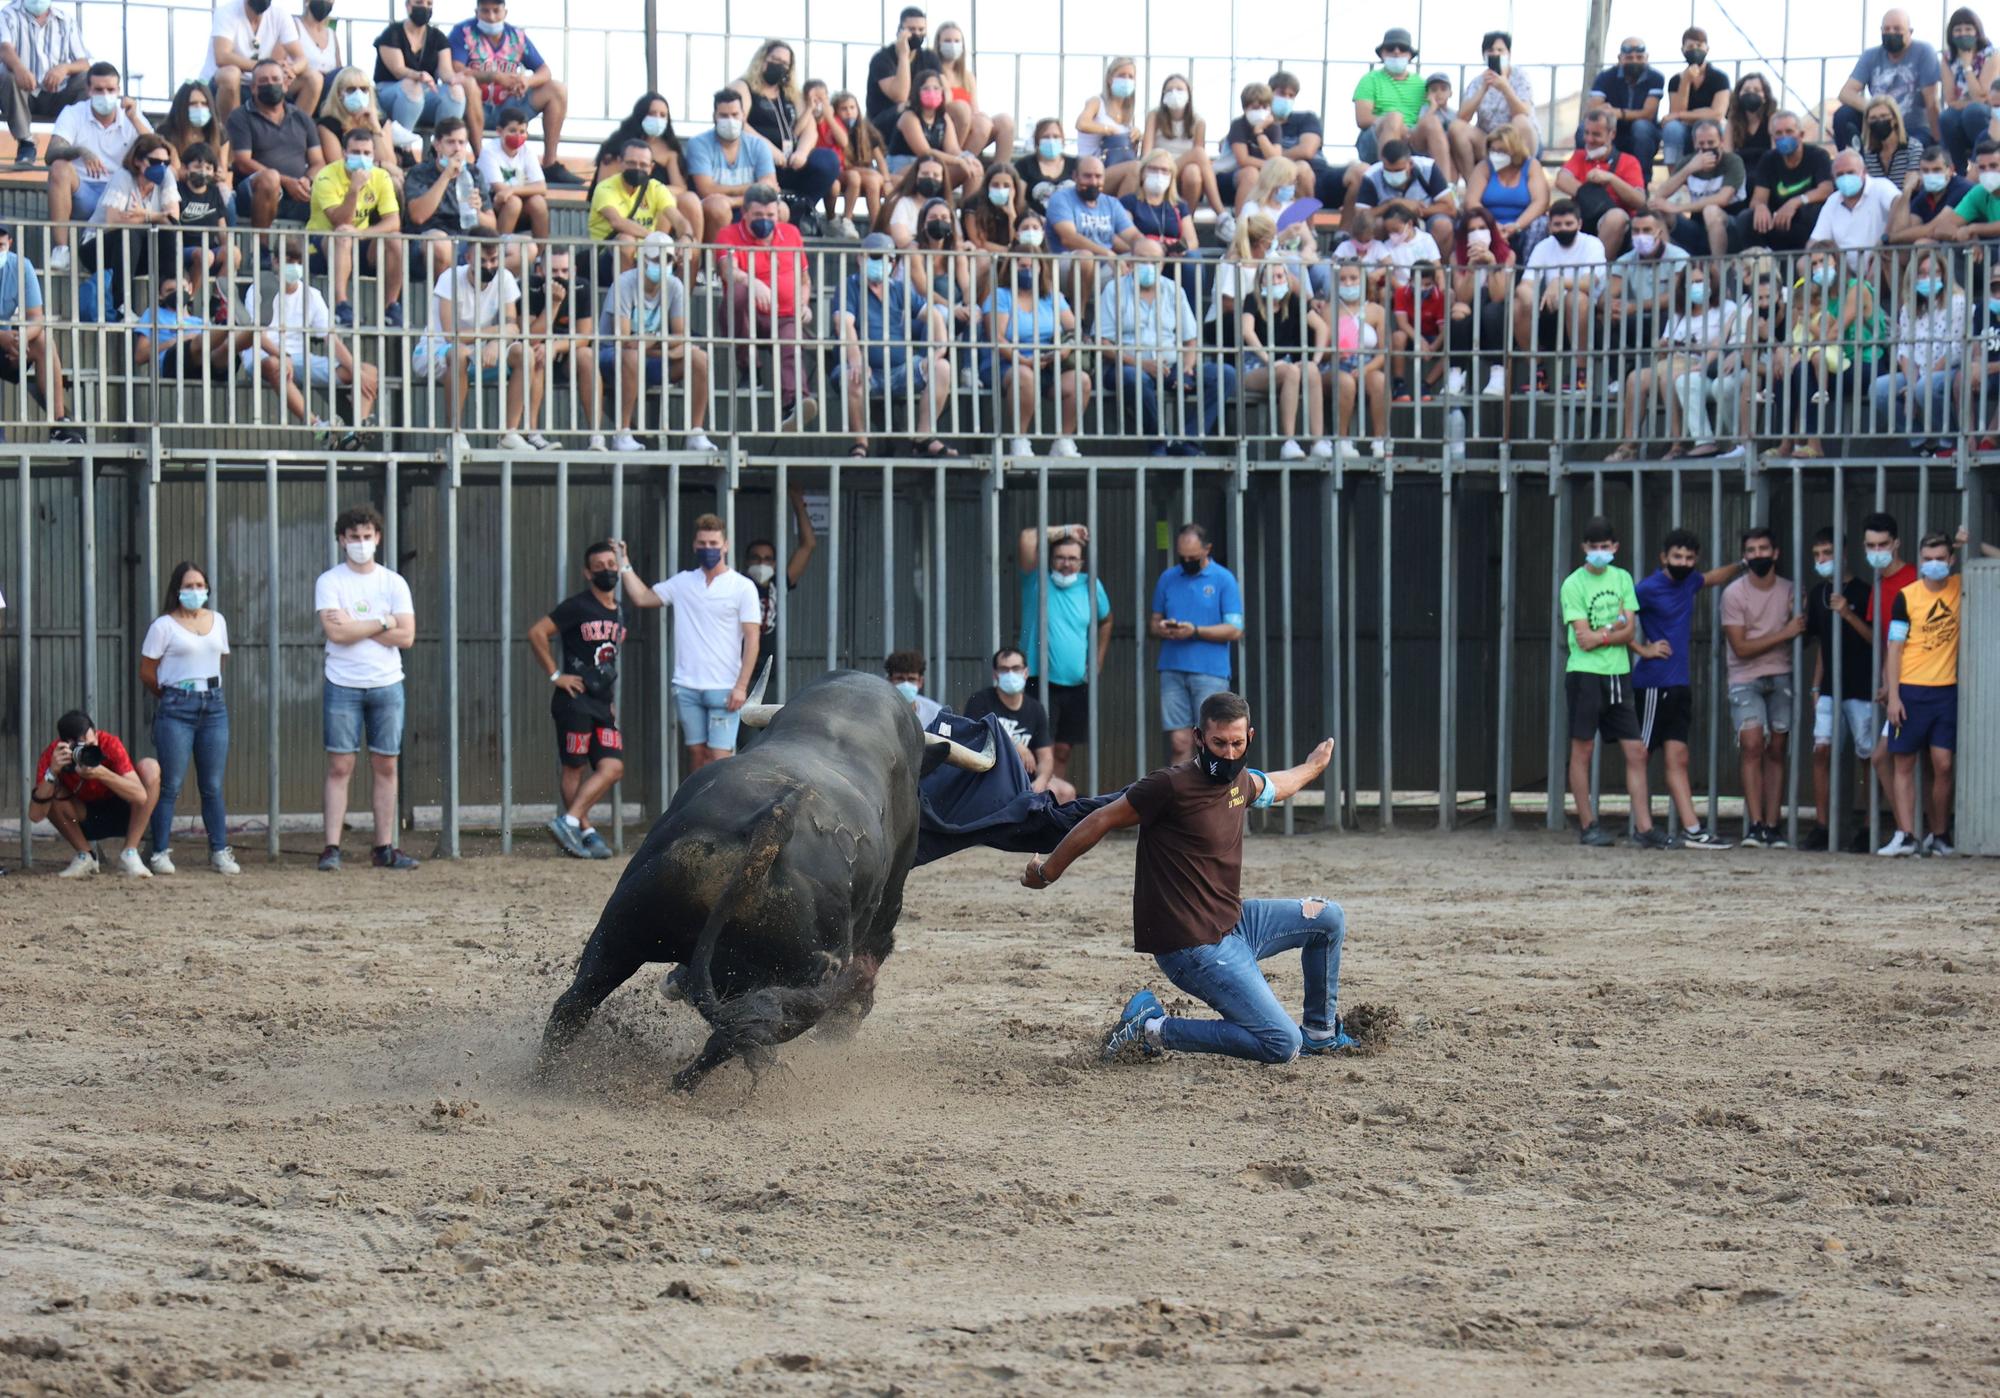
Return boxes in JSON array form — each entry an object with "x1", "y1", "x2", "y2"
[
  {"x1": 1746, "y1": 556, "x2": 1777, "y2": 578},
  {"x1": 1621, "y1": 62, "x2": 1647, "y2": 80},
  {"x1": 1869, "y1": 119, "x2": 1894, "y2": 140},
  {"x1": 308, "y1": 0, "x2": 334, "y2": 19},
  {"x1": 1683, "y1": 49, "x2": 1706, "y2": 66},
  {"x1": 763, "y1": 62, "x2": 790, "y2": 87},
  {"x1": 914, "y1": 176, "x2": 942, "y2": 198},
  {"x1": 1197, "y1": 744, "x2": 1249, "y2": 785},
  {"x1": 1882, "y1": 33, "x2": 1907, "y2": 55},
  {"x1": 622, "y1": 167, "x2": 647, "y2": 187},
  {"x1": 255, "y1": 83, "x2": 286, "y2": 108},
  {"x1": 185, "y1": 171, "x2": 209, "y2": 190},
  {"x1": 245, "y1": 0, "x2": 271, "y2": 11},
  {"x1": 1077, "y1": 185, "x2": 1100, "y2": 202},
  {"x1": 907, "y1": 31, "x2": 924, "y2": 51},
  {"x1": 1739, "y1": 91, "x2": 1764, "y2": 114},
  {"x1": 924, "y1": 219, "x2": 952, "y2": 241},
  {"x1": 1553, "y1": 227, "x2": 1578, "y2": 247},
  {"x1": 409, "y1": 5, "x2": 432, "y2": 24},
  {"x1": 1666, "y1": 563, "x2": 1695, "y2": 583},
  {"x1": 590, "y1": 569, "x2": 619, "y2": 592},
  {"x1": 1178, "y1": 556, "x2": 1203, "y2": 575}
]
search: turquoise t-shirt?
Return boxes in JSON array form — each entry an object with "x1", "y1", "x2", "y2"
[{"x1": 1019, "y1": 569, "x2": 1113, "y2": 686}]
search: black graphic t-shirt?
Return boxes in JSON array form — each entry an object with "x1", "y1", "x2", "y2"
[{"x1": 549, "y1": 590, "x2": 626, "y2": 706}]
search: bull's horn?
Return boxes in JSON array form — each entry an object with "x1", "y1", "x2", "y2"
[
  {"x1": 924, "y1": 731, "x2": 996, "y2": 772},
  {"x1": 739, "y1": 704, "x2": 783, "y2": 728}
]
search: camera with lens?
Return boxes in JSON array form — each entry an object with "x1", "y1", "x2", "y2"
[{"x1": 65, "y1": 742, "x2": 103, "y2": 771}]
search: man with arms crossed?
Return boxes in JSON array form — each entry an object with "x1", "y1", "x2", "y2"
[
  {"x1": 1720, "y1": 526, "x2": 1805, "y2": 847},
  {"x1": 1560, "y1": 515, "x2": 1667, "y2": 848},
  {"x1": 1022, "y1": 691, "x2": 1346, "y2": 1064},
  {"x1": 1630, "y1": 526, "x2": 1742, "y2": 847},
  {"x1": 617, "y1": 515, "x2": 760, "y2": 773},
  {"x1": 528, "y1": 540, "x2": 625, "y2": 859}
]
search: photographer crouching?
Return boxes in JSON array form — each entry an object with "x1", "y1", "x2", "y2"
[{"x1": 30, "y1": 709, "x2": 162, "y2": 877}]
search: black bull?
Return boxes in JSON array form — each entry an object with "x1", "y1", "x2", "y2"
[{"x1": 535, "y1": 671, "x2": 1113, "y2": 1090}]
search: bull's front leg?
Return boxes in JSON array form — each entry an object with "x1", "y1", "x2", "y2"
[{"x1": 535, "y1": 931, "x2": 647, "y2": 1079}]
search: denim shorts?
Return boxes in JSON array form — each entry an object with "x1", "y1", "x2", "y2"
[
  {"x1": 673, "y1": 683, "x2": 742, "y2": 750},
  {"x1": 324, "y1": 680, "x2": 406, "y2": 755},
  {"x1": 1813, "y1": 694, "x2": 1875, "y2": 752},
  {"x1": 1727, "y1": 674, "x2": 1793, "y2": 736},
  {"x1": 1158, "y1": 668, "x2": 1230, "y2": 731}
]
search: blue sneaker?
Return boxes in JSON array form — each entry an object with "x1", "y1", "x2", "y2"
[
  {"x1": 580, "y1": 828, "x2": 613, "y2": 859},
  {"x1": 1298, "y1": 1018, "x2": 1358, "y2": 1055},
  {"x1": 1101, "y1": 989, "x2": 1165, "y2": 1061},
  {"x1": 334, "y1": 299, "x2": 354, "y2": 327},
  {"x1": 546, "y1": 816, "x2": 588, "y2": 858},
  {"x1": 383, "y1": 301, "x2": 404, "y2": 328}
]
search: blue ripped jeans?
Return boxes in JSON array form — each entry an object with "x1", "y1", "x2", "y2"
[{"x1": 1152, "y1": 896, "x2": 1346, "y2": 1062}]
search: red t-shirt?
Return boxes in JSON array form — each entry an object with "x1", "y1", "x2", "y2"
[
  {"x1": 1865, "y1": 562, "x2": 1920, "y2": 647},
  {"x1": 36, "y1": 731, "x2": 136, "y2": 804},
  {"x1": 1392, "y1": 282, "x2": 1447, "y2": 338},
  {"x1": 1561, "y1": 149, "x2": 1646, "y2": 207},
  {"x1": 715, "y1": 220, "x2": 807, "y2": 318}
]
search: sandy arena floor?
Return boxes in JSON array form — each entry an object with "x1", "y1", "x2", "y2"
[{"x1": 2, "y1": 829, "x2": 1997, "y2": 1395}]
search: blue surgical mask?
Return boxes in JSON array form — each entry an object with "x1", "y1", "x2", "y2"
[
  {"x1": 987, "y1": 184, "x2": 1011, "y2": 206},
  {"x1": 144, "y1": 161, "x2": 170, "y2": 186},
  {"x1": 345, "y1": 152, "x2": 373, "y2": 173},
  {"x1": 1049, "y1": 570, "x2": 1080, "y2": 590},
  {"x1": 178, "y1": 587, "x2": 209, "y2": 610},
  {"x1": 694, "y1": 546, "x2": 723, "y2": 569},
  {"x1": 1271, "y1": 96, "x2": 1294, "y2": 119},
  {"x1": 1813, "y1": 558, "x2": 1835, "y2": 579},
  {"x1": 90, "y1": 92, "x2": 118, "y2": 117},
  {"x1": 1811, "y1": 265, "x2": 1837, "y2": 287},
  {"x1": 1989, "y1": 296, "x2": 2000, "y2": 315},
  {"x1": 22, "y1": 0, "x2": 50, "y2": 14},
  {"x1": 1687, "y1": 281, "x2": 1708, "y2": 305},
  {"x1": 281, "y1": 261, "x2": 305, "y2": 286},
  {"x1": 1585, "y1": 548, "x2": 1614, "y2": 569},
  {"x1": 187, "y1": 104, "x2": 211, "y2": 127},
  {"x1": 1135, "y1": 263, "x2": 1159, "y2": 289},
  {"x1": 476, "y1": 17, "x2": 506, "y2": 36},
  {"x1": 894, "y1": 680, "x2": 921, "y2": 703},
  {"x1": 643, "y1": 260, "x2": 662, "y2": 284},
  {"x1": 1037, "y1": 137, "x2": 1062, "y2": 161},
  {"x1": 1915, "y1": 276, "x2": 1942, "y2": 297},
  {"x1": 995, "y1": 671, "x2": 1028, "y2": 695},
  {"x1": 1923, "y1": 170, "x2": 1950, "y2": 193},
  {"x1": 1110, "y1": 77, "x2": 1135, "y2": 100},
  {"x1": 1834, "y1": 172, "x2": 1863, "y2": 198},
  {"x1": 1337, "y1": 282, "x2": 1363, "y2": 303},
  {"x1": 864, "y1": 256, "x2": 888, "y2": 283},
  {"x1": 1919, "y1": 559, "x2": 1951, "y2": 582},
  {"x1": 343, "y1": 88, "x2": 368, "y2": 114},
  {"x1": 1775, "y1": 135, "x2": 1801, "y2": 157},
  {"x1": 641, "y1": 115, "x2": 668, "y2": 137},
  {"x1": 1866, "y1": 548, "x2": 1894, "y2": 570}
]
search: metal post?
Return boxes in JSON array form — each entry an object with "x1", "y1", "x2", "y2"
[
  {"x1": 667, "y1": 461, "x2": 682, "y2": 792},
  {"x1": 1325, "y1": 466, "x2": 1345, "y2": 831},
  {"x1": 440, "y1": 458, "x2": 461, "y2": 860},
  {"x1": 826, "y1": 461, "x2": 842, "y2": 670},
  {"x1": 1869, "y1": 463, "x2": 1885, "y2": 850},
  {"x1": 657, "y1": 480, "x2": 673, "y2": 807},
  {"x1": 1829, "y1": 468, "x2": 1846, "y2": 853},
  {"x1": 1134, "y1": 466, "x2": 1148, "y2": 781},
  {"x1": 80, "y1": 451, "x2": 96, "y2": 716},
  {"x1": 933, "y1": 461, "x2": 947, "y2": 719},
  {"x1": 1546, "y1": 471, "x2": 1567, "y2": 831},
  {"x1": 1631, "y1": 465, "x2": 1645, "y2": 836},
  {"x1": 1343, "y1": 477, "x2": 1358, "y2": 829},
  {"x1": 1707, "y1": 467, "x2": 1723, "y2": 833},
  {"x1": 500, "y1": 457, "x2": 513, "y2": 855},
  {"x1": 1085, "y1": 462, "x2": 1100, "y2": 798},
  {"x1": 1231, "y1": 457, "x2": 1247, "y2": 705},
  {"x1": 610, "y1": 459, "x2": 625, "y2": 855},
  {"x1": 1588, "y1": 470, "x2": 1604, "y2": 819},
  {"x1": 1788, "y1": 466, "x2": 1804, "y2": 846},
  {"x1": 1279, "y1": 465, "x2": 1295, "y2": 833},
  {"x1": 17, "y1": 452, "x2": 32, "y2": 867},
  {"x1": 1437, "y1": 461, "x2": 1455, "y2": 830},
  {"x1": 1036, "y1": 464, "x2": 1051, "y2": 708},
  {"x1": 265, "y1": 457, "x2": 280, "y2": 861},
  {"x1": 780, "y1": 461, "x2": 794, "y2": 705},
  {"x1": 1495, "y1": 457, "x2": 1517, "y2": 830},
  {"x1": 1378, "y1": 470, "x2": 1392, "y2": 829},
  {"x1": 882, "y1": 461, "x2": 895, "y2": 655},
  {"x1": 203, "y1": 456, "x2": 218, "y2": 596},
  {"x1": 984, "y1": 461, "x2": 1001, "y2": 658},
  {"x1": 1913, "y1": 462, "x2": 1931, "y2": 843}
]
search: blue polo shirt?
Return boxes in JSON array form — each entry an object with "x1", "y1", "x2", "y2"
[
  {"x1": 1019, "y1": 569, "x2": 1113, "y2": 686},
  {"x1": 1045, "y1": 184, "x2": 1134, "y2": 251},
  {"x1": 0, "y1": 253, "x2": 44, "y2": 321},
  {"x1": 1151, "y1": 559, "x2": 1242, "y2": 678},
  {"x1": 1632, "y1": 567, "x2": 1704, "y2": 689},
  {"x1": 838, "y1": 272, "x2": 929, "y2": 375}
]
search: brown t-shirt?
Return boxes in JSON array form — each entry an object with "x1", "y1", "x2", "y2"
[{"x1": 1125, "y1": 760, "x2": 1252, "y2": 954}]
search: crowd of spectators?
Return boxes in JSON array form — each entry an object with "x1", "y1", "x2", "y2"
[{"x1": 0, "y1": 5, "x2": 1997, "y2": 459}]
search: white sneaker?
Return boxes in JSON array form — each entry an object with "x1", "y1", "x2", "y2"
[
  {"x1": 450, "y1": 431, "x2": 471, "y2": 457},
  {"x1": 524, "y1": 432, "x2": 553, "y2": 451},
  {"x1": 496, "y1": 431, "x2": 529, "y2": 451},
  {"x1": 147, "y1": 850, "x2": 176, "y2": 875},
  {"x1": 1279, "y1": 438, "x2": 1306, "y2": 460},
  {"x1": 48, "y1": 245, "x2": 70, "y2": 272},
  {"x1": 1919, "y1": 832, "x2": 1955, "y2": 857},
  {"x1": 116, "y1": 848, "x2": 152, "y2": 877},
  {"x1": 1308, "y1": 438, "x2": 1333, "y2": 459},
  {"x1": 1447, "y1": 367, "x2": 1468, "y2": 396},
  {"x1": 611, "y1": 433, "x2": 644, "y2": 452},
  {"x1": 210, "y1": 847, "x2": 242, "y2": 875},
  {"x1": 1482, "y1": 366, "x2": 1506, "y2": 397},
  {"x1": 1369, "y1": 438, "x2": 1389, "y2": 458},
  {"x1": 587, "y1": 433, "x2": 608, "y2": 451},
  {"x1": 1713, "y1": 444, "x2": 1745, "y2": 460},
  {"x1": 684, "y1": 432, "x2": 718, "y2": 453},
  {"x1": 58, "y1": 850, "x2": 98, "y2": 878},
  {"x1": 1051, "y1": 436, "x2": 1080, "y2": 457},
  {"x1": 1009, "y1": 435, "x2": 1034, "y2": 457},
  {"x1": 1215, "y1": 210, "x2": 1236, "y2": 245},
  {"x1": 836, "y1": 216, "x2": 859, "y2": 240},
  {"x1": 1336, "y1": 439, "x2": 1361, "y2": 460},
  {"x1": 960, "y1": 363, "x2": 980, "y2": 394},
  {"x1": 1876, "y1": 830, "x2": 1918, "y2": 857}
]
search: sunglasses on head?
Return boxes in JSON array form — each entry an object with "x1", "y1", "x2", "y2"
[{"x1": 1620, "y1": 45, "x2": 1646, "y2": 55}]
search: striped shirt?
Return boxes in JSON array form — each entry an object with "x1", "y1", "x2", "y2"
[{"x1": 0, "y1": 2, "x2": 88, "y2": 80}]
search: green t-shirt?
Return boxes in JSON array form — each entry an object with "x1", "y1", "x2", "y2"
[
  {"x1": 1353, "y1": 68, "x2": 1427, "y2": 125},
  {"x1": 1952, "y1": 183, "x2": 2000, "y2": 225},
  {"x1": 1561, "y1": 564, "x2": 1640, "y2": 675}
]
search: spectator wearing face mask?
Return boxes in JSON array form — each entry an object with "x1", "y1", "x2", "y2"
[
  {"x1": 597, "y1": 231, "x2": 714, "y2": 455},
  {"x1": 1661, "y1": 27, "x2": 1732, "y2": 170},
  {"x1": 1835, "y1": 9, "x2": 1941, "y2": 153},
  {"x1": 526, "y1": 542, "x2": 626, "y2": 860},
  {"x1": 1629, "y1": 528, "x2": 1743, "y2": 849},
  {"x1": 1801, "y1": 526, "x2": 1877, "y2": 851},
  {"x1": 1046, "y1": 154, "x2": 1140, "y2": 327},
  {"x1": 1096, "y1": 238, "x2": 1229, "y2": 455},
  {"x1": 1859, "y1": 97, "x2": 1920, "y2": 187},
  {"x1": 139, "y1": 562, "x2": 239, "y2": 874},
  {"x1": 1605, "y1": 208, "x2": 1687, "y2": 389},
  {"x1": 1149, "y1": 524, "x2": 1243, "y2": 767},
  {"x1": 1811, "y1": 148, "x2": 1899, "y2": 274},
  {"x1": 1651, "y1": 119, "x2": 1741, "y2": 258},
  {"x1": 1017, "y1": 523, "x2": 1113, "y2": 788},
  {"x1": 1142, "y1": 74, "x2": 1226, "y2": 221},
  {"x1": 1556, "y1": 107, "x2": 1644, "y2": 259},
  {"x1": 834, "y1": 231, "x2": 957, "y2": 459},
  {"x1": 715, "y1": 184, "x2": 816, "y2": 431},
  {"x1": 743, "y1": 487, "x2": 816, "y2": 660},
  {"x1": 884, "y1": 649, "x2": 945, "y2": 729},
  {"x1": 1353, "y1": 138, "x2": 1456, "y2": 257},
  {"x1": 448, "y1": 0, "x2": 576, "y2": 181},
  {"x1": 965, "y1": 648, "x2": 1076, "y2": 802},
  {"x1": 307, "y1": 124, "x2": 404, "y2": 329},
  {"x1": 78, "y1": 130, "x2": 177, "y2": 310},
  {"x1": 619, "y1": 524, "x2": 762, "y2": 773},
  {"x1": 1122, "y1": 149, "x2": 1197, "y2": 260},
  {"x1": 890, "y1": 68, "x2": 976, "y2": 196},
  {"x1": 1607, "y1": 261, "x2": 1737, "y2": 461},
  {"x1": 374, "y1": 0, "x2": 473, "y2": 142},
  {"x1": 875, "y1": 154, "x2": 948, "y2": 247},
  {"x1": 1015, "y1": 117, "x2": 1076, "y2": 220},
  {"x1": 131, "y1": 264, "x2": 257, "y2": 387},
  {"x1": 1580, "y1": 35, "x2": 1664, "y2": 184},
  {"x1": 1447, "y1": 206, "x2": 1516, "y2": 399},
  {"x1": 982, "y1": 212, "x2": 1089, "y2": 458},
  {"x1": 45, "y1": 61, "x2": 148, "y2": 263},
  {"x1": 1352, "y1": 28, "x2": 1434, "y2": 170},
  {"x1": 1721, "y1": 526, "x2": 1805, "y2": 847},
  {"x1": 0, "y1": 0, "x2": 90, "y2": 169},
  {"x1": 239, "y1": 234, "x2": 377, "y2": 445},
  {"x1": 1559, "y1": 516, "x2": 1666, "y2": 849},
  {"x1": 1935, "y1": 136, "x2": 2000, "y2": 237},
  {"x1": 1765, "y1": 244, "x2": 1887, "y2": 462},
  {"x1": 1941, "y1": 8, "x2": 1999, "y2": 173},
  {"x1": 591, "y1": 137, "x2": 683, "y2": 280},
  {"x1": 296, "y1": 0, "x2": 342, "y2": 87},
  {"x1": 1870, "y1": 250, "x2": 1964, "y2": 452},
  {"x1": 0, "y1": 224, "x2": 77, "y2": 440},
  {"x1": 1726, "y1": 72, "x2": 1774, "y2": 160},
  {"x1": 1887, "y1": 143, "x2": 1972, "y2": 241},
  {"x1": 685, "y1": 89, "x2": 778, "y2": 244},
  {"x1": 732, "y1": 39, "x2": 840, "y2": 225},
  {"x1": 1219, "y1": 81, "x2": 1281, "y2": 213},
  {"x1": 865, "y1": 5, "x2": 941, "y2": 133},
  {"x1": 226, "y1": 56, "x2": 325, "y2": 229},
  {"x1": 202, "y1": 0, "x2": 323, "y2": 128},
  {"x1": 1467, "y1": 121, "x2": 1549, "y2": 261},
  {"x1": 826, "y1": 88, "x2": 887, "y2": 236},
  {"x1": 1515, "y1": 199, "x2": 1605, "y2": 395},
  {"x1": 1265, "y1": 69, "x2": 1344, "y2": 203},
  {"x1": 931, "y1": 21, "x2": 1012, "y2": 165},
  {"x1": 1076, "y1": 56, "x2": 1143, "y2": 198},
  {"x1": 1450, "y1": 31, "x2": 1539, "y2": 179},
  {"x1": 402, "y1": 117, "x2": 493, "y2": 287},
  {"x1": 477, "y1": 105, "x2": 549, "y2": 241},
  {"x1": 1731, "y1": 110, "x2": 1834, "y2": 254}
]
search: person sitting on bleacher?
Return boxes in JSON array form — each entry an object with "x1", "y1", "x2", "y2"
[
  {"x1": 76, "y1": 130, "x2": 176, "y2": 313},
  {"x1": 0, "y1": 222, "x2": 79, "y2": 440},
  {"x1": 834, "y1": 229, "x2": 956, "y2": 459},
  {"x1": 227, "y1": 56, "x2": 324, "y2": 230},
  {"x1": 0, "y1": 0, "x2": 91, "y2": 169},
  {"x1": 240, "y1": 236, "x2": 377, "y2": 446},
  {"x1": 1352, "y1": 138, "x2": 1456, "y2": 259},
  {"x1": 317, "y1": 69, "x2": 413, "y2": 196},
  {"x1": 447, "y1": 0, "x2": 578, "y2": 183},
  {"x1": 307, "y1": 124, "x2": 403, "y2": 329},
  {"x1": 478, "y1": 106, "x2": 548, "y2": 241},
  {"x1": 598, "y1": 230, "x2": 713, "y2": 456},
  {"x1": 45, "y1": 61, "x2": 148, "y2": 270},
  {"x1": 295, "y1": 0, "x2": 343, "y2": 94},
  {"x1": 374, "y1": 0, "x2": 473, "y2": 147},
  {"x1": 130, "y1": 256, "x2": 255, "y2": 383},
  {"x1": 588, "y1": 135, "x2": 684, "y2": 284},
  {"x1": 402, "y1": 116, "x2": 491, "y2": 282},
  {"x1": 157, "y1": 83, "x2": 229, "y2": 196},
  {"x1": 715, "y1": 182, "x2": 815, "y2": 431},
  {"x1": 523, "y1": 242, "x2": 605, "y2": 451},
  {"x1": 411, "y1": 233, "x2": 545, "y2": 452},
  {"x1": 685, "y1": 88, "x2": 779, "y2": 245},
  {"x1": 202, "y1": 0, "x2": 324, "y2": 130}
]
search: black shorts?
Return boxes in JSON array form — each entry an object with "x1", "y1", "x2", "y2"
[
  {"x1": 1043, "y1": 680, "x2": 1091, "y2": 746},
  {"x1": 553, "y1": 694, "x2": 623, "y2": 768},
  {"x1": 77, "y1": 796, "x2": 135, "y2": 842},
  {"x1": 1637, "y1": 684, "x2": 1692, "y2": 751},
  {"x1": 1566, "y1": 671, "x2": 1641, "y2": 744},
  {"x1": 233, "y1": 178, "x2": 312, "y2": 225}
]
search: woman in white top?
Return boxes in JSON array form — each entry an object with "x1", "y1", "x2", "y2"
[
  {"x1": 140, "y1": 562, "x2": 238, "y2": 874},
  {"x1": 1076, "y1": 56, "x2": 1143, "y2": 197},
  {"x1": 1610, "y1": 263, "x2": 1737, "y2": 459},
  {"x1": 1141, "y1": 73, "x2": 1225, "y2": 217},
  {"x1": 1451, "y1": 30, "x2": 1539, "y2": 177},
  {"x1": 931, "y1": 21, "x2": 1014, "y2": 163},
  {"x1": 297, "y1": 0, "x2": 342, "y2": 82},
  {"x1": 1874, "y1": 250, "x2": 1966, "y2": 450},
  {"x1": 80, "y1": 132, "x2": 180, "y2": 295}
]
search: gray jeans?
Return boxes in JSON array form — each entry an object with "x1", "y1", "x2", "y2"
[{"x1": 3, "y1": 68, "x2": 86, "y2": 143}]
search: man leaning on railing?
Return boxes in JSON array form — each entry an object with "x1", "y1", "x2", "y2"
[{"x1": 715, "y1": 183, "x2": 814, "y2": 431}]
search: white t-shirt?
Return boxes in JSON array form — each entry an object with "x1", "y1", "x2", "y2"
[
  {"x1": 51, "y1": 100, "x2": 141, "y2": 179},
  {"x1": 432, "y1": 263, "x2": 520, "y2": 332},
  {"x1": 1812, "y1": 177, "x2": 1899, "y2": 263},
  {"x1": 1525, "y1": 232, "x2": 1608, "y2": 295},
  {"x1": 241, "y1": 281, "x2": 331, "y2": 365},
  {"x1": 142, "y1": 611, "x2": 231, "y2": 687},
  {"x1": 1384, "y1": 229, "x2": 1442, "y2": 282},
  {"x1": 201, "y1": 1, "x2": 302, "y2": 83},
  {"x1": 652, "y1": 568, "x2": 761, "y2": 690},
  {"x1": 90, "y1": 166, "x2": 179, "y2": 226},
  {"x1": 477, "y1": 140, "x2": 545, "y2": 189},
  {"x1": 296, "y1": 17, "x2": 340, "y2": 76},
  {"x1": 313, "y1": 562, "x2": 414, "y2": 688}
]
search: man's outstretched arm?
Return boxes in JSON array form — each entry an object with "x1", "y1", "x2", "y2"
[
  {"x1": 1022, "y1": 795, "x2": 1139, "y2": 887},
  {"x1": 1253, "y1": 738, "x2": 1335, "y2": 805}
]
